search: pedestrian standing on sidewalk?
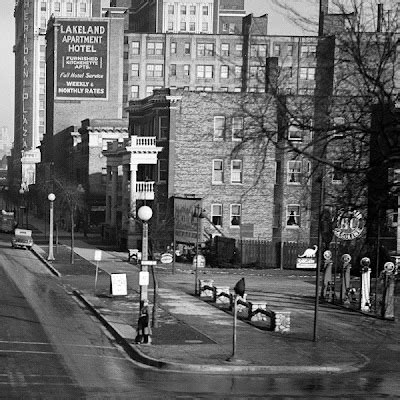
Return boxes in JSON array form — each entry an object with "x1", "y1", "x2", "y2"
[{"x1": 135, "y1": 301, "x2": 151, "y2": 344}]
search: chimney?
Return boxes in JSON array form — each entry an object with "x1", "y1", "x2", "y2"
[
  {"x1": 318, "y1": 0, "x2": 329, "y2": 36},
  {"x1": 377, "y1": 3, "x2": 383, "y2": 32}
]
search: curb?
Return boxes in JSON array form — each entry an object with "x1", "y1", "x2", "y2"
[
  {"x1": 73, "y1": 289, "x2": 365, "y2": 375},
  {"x1": 31, "y1": 245, "x2": 62, "y2": 277}
]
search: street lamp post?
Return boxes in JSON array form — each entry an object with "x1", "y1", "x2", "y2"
[
  {"x1": 19, "y1": 187, "x2": 29, "y2": 229},
  {"x1": 48, "y1": 193, "x2": 56, "y2": 261},
  {"x1": 193, "y1": 205, "x2": 205, "y2": 295},
  {"x1": 137, "y1": 205, "x2": 153, "y2": 308}
]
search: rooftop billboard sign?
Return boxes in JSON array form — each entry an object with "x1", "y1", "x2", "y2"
[{"x1": 56, "y1": 20, "x2": 109, "y2": 100}]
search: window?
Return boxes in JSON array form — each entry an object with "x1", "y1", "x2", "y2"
[
  {"x1": 288, "y1": 117, "x2": 312, "y2": 141},
  {"x1": 236, "y1": 43, "x2": 243, "y2": 55},
  {"x1": 168, "y1": 5, "x2": 174, "y2": 14},
  {"x1": 232, "y1": 117, "x2": 243, "y2": 140},
  {"x1": 180, "y1": 22, "x2": 186, "y2": 31},
  {"x1": 196, "y1": 65, "x2": 213, "y2": 78},
  {"x1": 221, "y1": 65, "x2": 229, "y2": 79},
  {"x1": 299, "y1": 67, "x2": 315, "y2": 80},
  {"x1": 80, "y1": 2, "x2": 87, "y2": 12},
  {"x1": 287, "y1": 44, "x2": 294, "y2": 56},
  {"x1": 251, "y1": 44, "x2": 267, "y2": 58},
  {"x1": 214, "y1": 116, "x2": 225, "y2": 140},
  {"x1": 170, "y1": 64, "x2": 176, "y2": 76},
  {"x1": 235, "y1": 66, "x2": 242, "y2": 78},
  {"x1": 286, "y1": 205, "x2": 300, "y2": 227},
  {"x1": 221, "y1": 43, "x2": 230, "y2": 56},
  {"x1": 231, "y1": 160, "x2": 242, "y2": 183},
  {"x1": 288, "y1": 123, "x2": 302, "y2": 141},
  {"x1": 158, "y1": 159, "x2": 168, "y2": 182},
  {"x1": 167, "y1": 21, "x2": 174, "y2": 31},
  {"x1": 273, "y1": 44, "x2": 281, "y2": 56},
  {"x1": 147, "y1": 42, "x2": 164, "y2": 55},
  {"x1": 211, "y1": 204, "x2": 223, "y2": 226},
  {"x1": 170, "y1": 42, "x2": 177, "y2": 54},
  {"x1": 212, "y1": 160, "x2": 224, "y2": 183},
  {"x1": 332, "y1": 161, "x2": 343, "y2": 183},
  {"x1": 222, "y1": 23, "x2": 228, "y2": 32},
  {"x1": 131, "y1": 41, "x2": 140, "y2": 55},
  {"x1": 189, "y1": 22, "x2": 195, "y2": 31},
  {"x1": 298, "y1": 88, "x2": 315, "y2": 95},
  {"x1": 250, "y1": 66, "x2": 261, "y2": 79},
  {"x1": 130, "y1": 85, "x2": 139, "y2": 99},
  {"x1": 197, "y1": 43, "x2": 214, "y2": 56},
  {"x1": 287, "y1": 160, "x2": 303, "y2": 184},
  {"x1": 147, "y1": 64, "x2": 163, "y2": 77},
  {"x1": 202, "y1": 6, "x2": 208, "y2": 15},
  {"x1": 54, "y1": 2, "x2": 61, "y2": 12},
  {"x1": 183, "y1": 64, "x2": 190, "y2": 76},
  {"x1": 230, "y1": 204, "x2": 241, "y2": 227},
  {"x1": 146, "y1": 86, "x2": 154, "y2": 96},
  {"x1": 202, "y1": 22, "x2": 209, "y2": 32},
  {"x1": 131, "y1": 63, "x2": 139, "y2": 77},
  {"x1": 190, "y1": 5, "x2": 196, "y2": 15},
  {"x1": 301, "y1": 44, "x2": 316, "y2": 57},
  {"x1": 229, "y1": 23, "x2": 236, "y2": 33},
  {"x1": 181, "y1": 5, "x2": 186, "y2": 14},
  {"x1": 184, "y1": 43, "x2": 191, "y2": 55},
  {"x1": 41, "y1": 2, "x2": 46, "y2": 11},
  {"x1": 158, "y1": 116, "x2": 168, "y2": 139},
  {"x1": 333, "y1": 117, "x2": 345, "y2": 137},
  {"x1": 66, "y1": 2, "x2": 73, "y2": 12}
]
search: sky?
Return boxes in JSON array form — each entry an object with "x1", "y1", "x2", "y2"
[{"x1": 0, "y1": 0, "x2": 318, "y2": 136}]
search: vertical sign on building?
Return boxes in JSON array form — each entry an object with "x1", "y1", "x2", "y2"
[
  {"x1": 22, "y1": 0, "x2": 34, "y2": 150},
  {"x1": 56, "y1": 20, "x2": 109, "y2": 100}
]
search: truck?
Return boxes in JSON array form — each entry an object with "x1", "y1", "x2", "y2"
[{"x1": 0, "y1": 210, "x2": 16, "y2": 233}]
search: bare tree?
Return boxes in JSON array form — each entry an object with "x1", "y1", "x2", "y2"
[{"x1": 232, "y1": 0, "x2": 400, "y2": 248}]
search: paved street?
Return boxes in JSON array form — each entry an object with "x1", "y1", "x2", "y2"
[{"x1": 10, "y1": 214, "x2": 397, "y2": 398}]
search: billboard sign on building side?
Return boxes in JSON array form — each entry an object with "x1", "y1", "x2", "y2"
[{"x1": 56, "y1": 20, "x2": 109, "y2": 100}]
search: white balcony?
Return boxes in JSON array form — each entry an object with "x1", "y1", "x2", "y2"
[
  {"x1": 126, "y1": 136, "x2": 162, "y2": 165},
  {"x1": 135, "y1": 181, "x2": 155, "y2": 200}
]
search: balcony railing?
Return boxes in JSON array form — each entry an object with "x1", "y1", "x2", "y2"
[
  {"x1": 135, "y1": 181, "x2": 155, "y2": 200},
  {"x1": 131, "y1": 136, "x2": 157, "y2": 148}
]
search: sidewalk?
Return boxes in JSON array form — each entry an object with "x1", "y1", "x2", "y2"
[{"x1": 26, "y1": 216, "x2": 391, "y2": 375}]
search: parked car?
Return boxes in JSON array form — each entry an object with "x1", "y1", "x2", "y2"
[{"x1": 11, "y1": 228, "x2": 33, "y2": 250}]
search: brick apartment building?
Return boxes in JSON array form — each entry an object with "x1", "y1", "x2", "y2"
[{"x1": 103, "y1": 88, "x2": 315, "y2": 251}]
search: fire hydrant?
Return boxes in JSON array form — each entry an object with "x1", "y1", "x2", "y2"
[
  {"x1": 321, "y1": 250, "x2": 334, "y2": 302},
  {"x1": 360, "y1": 257, "x2": 371, "y2": 312},
  {"x1": 341, "y1": 254, "x2": 352, "y2": 305},
  {"x1": 135, "y1": 301, "x2": 152, "y2": 344},
  {"x1": 380, "y1": 262, "x2": 398, "y2": 320}
]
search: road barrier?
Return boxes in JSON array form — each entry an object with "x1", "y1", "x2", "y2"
[{"x1": 199, "y1": 279, "x2": 290, "y2": 333}]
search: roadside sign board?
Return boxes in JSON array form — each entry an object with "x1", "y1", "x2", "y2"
[
  {"x1": 94, "y1": 250, "x2": 102, "y2": 261},
  {"x1": 139, "y1": 271, "x2": 150, "y2": 286},
  {"x1": 333, "y1": 209, "x2": 364, "y2": 240},
  {"x1": 193, "y1": 254, "x2": 206, "y2": 269},
  {"x1": 160, "y1": 253, "x2": 173, "y2": 264},
  {"x1": 110, "y1": 273, "x2": 127, "y2": 296},
  {"x1": 296, "y1": 257, "x2": 317, "y2": 269}
]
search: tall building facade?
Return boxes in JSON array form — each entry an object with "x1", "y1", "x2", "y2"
[
  {"x1": 12, "y1": 0, "x2": 107, "y2": 192},
  {"x1": 129, "y1": 0, "x2": 246, "y2": 34}
]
